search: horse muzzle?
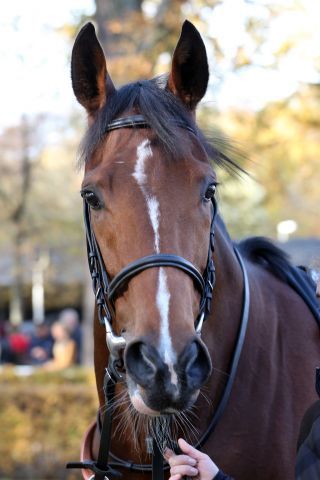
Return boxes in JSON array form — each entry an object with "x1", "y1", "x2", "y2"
[{"x1": 124, "y1": 337, "x2": 212, "y2": 414}]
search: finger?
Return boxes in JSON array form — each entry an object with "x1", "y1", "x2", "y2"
[
  {"x1": 168, "y1": 454, "x2": 197, "y2": 468},
  {"x1": 169, "y1": 475, "x2": 182, "y2": 480},
  {"x1": 178, "y1": 438, "x2": 204, "y2": 461},
  {"x1": 164, "y1": 448, "x2": 175, "y2": 461},
  {"x1": 170, "y1": 465, "x2": 198, "y2": 477}
]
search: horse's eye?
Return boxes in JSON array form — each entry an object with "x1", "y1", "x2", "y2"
[
  {"x1": 81, "y1": 191, "x2": 102, "y2": 210},
  {"x1": 204, "y1": 184, "x2": 216, "y2": 201}
]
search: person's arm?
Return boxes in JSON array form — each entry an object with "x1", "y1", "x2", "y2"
[
  {"x1": 164, "y1": 438, "x2": 234, "y2": 480},
  {"x1": 57, "y1": 340, "x2": 76, "y2": 368},
  {"x1": 44, "y1": 340, "x2": 76, "y2": 371}
]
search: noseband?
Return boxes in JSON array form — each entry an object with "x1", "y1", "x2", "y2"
[
  {"x1": 67, "y1": 114, "x2": 250, "y2": 480},
  {"x1": 83, "y1": 114, "x2": 217, "y2": 377}
]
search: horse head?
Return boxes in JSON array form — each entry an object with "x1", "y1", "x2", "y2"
[{"x1": 72, "y1": 21, "x2": 215, "y2": 416}]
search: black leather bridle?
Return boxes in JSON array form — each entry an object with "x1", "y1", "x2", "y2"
[{"x1": 67, "y1": 114, "x2": 250, "y2": 480}]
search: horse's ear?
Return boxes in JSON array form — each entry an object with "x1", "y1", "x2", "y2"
[
  {"x1": 71, "y1": 23, "x2": 115, "y2": 116},
  {"x1": 168, "y1": 20, "x2": 209, "y2": 110}
]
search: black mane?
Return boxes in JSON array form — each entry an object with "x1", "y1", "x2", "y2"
[
  {"x1": 238, "y1": 236, "x2": 292, "y2": 282},
  {"x1": 79, "y1": 77, "x2": 243, "y2": 174}
]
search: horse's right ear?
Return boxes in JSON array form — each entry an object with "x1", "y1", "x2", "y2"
[{"x1": 71, "y1": 23, "x2": 115, "y2": 116}]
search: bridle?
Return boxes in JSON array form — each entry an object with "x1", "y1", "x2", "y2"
[
  {"x1": 67, "y1": 114, "x2": 250, "y2": 480},
  {"x1": 81, "y1": 114, "x2": 218, "y2": 379}
]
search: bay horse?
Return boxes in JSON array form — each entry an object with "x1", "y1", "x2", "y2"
[{"x1": 70, "y1": 21, "x2": 320, "y2": 480}]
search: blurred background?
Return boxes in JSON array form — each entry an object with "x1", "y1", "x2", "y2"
[{"x1": 0, "y1": 0, "x2": 319, "y2": 478}]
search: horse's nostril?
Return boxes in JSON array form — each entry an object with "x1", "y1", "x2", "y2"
[
  {"x1": 125, "y1": 341, "x2": 159, "y2": 387},
  {"x1": 180, "y1": 339, "x2": 212, "y2": 390},
  {"x1": 125, "y1": 338, "x2": 211, "y2": 400}
]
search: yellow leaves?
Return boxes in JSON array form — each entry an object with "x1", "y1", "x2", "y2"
[
  {"x1": 274, "y1": 39, "x2": 295, "y2": 57},
  {"x1": 234, "y1": 46, "x2": 252, "y2": 69},
  {"x1": 0, "y1": 368, "x2": 96, "y2": 478},
  {"x1": 200, "y1": 82, "x2": 320, "y2": 238},
  {"x1": 107, "y1": 19, "x2": 124, "y2": 35}
]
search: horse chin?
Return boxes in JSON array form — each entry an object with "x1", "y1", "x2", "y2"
[{"x1": 128, "y1": 381, "x2": 200, "y2": 416}]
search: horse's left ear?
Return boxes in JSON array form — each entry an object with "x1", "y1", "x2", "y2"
[{"x1": 168, "y1": 20, "x2": 209, "y2": 110}]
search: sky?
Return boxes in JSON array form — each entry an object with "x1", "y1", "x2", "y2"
[
  {"x1": 203, "y1": 0, "x2": 320, "y2": 109},
  {"x1": 0, "y1": 0, "x2": 319, "y2": 131},
  {"x1": 0, "y1": 0, "x2": 95, "y2": 130}
]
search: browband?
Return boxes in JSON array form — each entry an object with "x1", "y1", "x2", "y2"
[
  {"x1": 106, "y1": 114, "x2": 196, "y2": 135},
  {"x1": 106, "y1": 115, "x2": 148, "y2": 132}
]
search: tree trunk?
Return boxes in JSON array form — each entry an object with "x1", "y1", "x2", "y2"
[
  {"x1": 9, "y1": 230, "x2": 24, "y2": 325},
  {"x1": 94, "y1": 0, "x2": 143, "y2": 55},
  {"x1": 9, "y1": 116, "x2": 32, "y2": 325}
]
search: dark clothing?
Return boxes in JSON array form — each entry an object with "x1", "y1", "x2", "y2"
[
  {"x1": 28, "y1": 331, "x2": 53, "y2": 365},
  {"x1": 215, "y1": 471, "x2": 234, "y2": 480},
  {"x1": 296, "y1": 410, "x2": 320, "y2": 479},
  {"x1": 289, "y1": 266, "x2": 320, "y2": 328},
  {"x1": 70, "y1": 325, "x2": 82, "y2": 364}
]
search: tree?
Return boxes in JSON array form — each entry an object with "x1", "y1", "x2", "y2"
[
  {"x1": 0, "y1": 115, "x2": 84, "y2": 323},
  {"x1": 0, "y1": 116, "x2": 37, "y2": 323}
]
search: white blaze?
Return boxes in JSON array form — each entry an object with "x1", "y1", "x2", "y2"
[
  {"x1": 133, "y1": 139, "x2": 176, "y2": 382},
  {"x1": 132, "y1": 139, "x2": 150, "y2": 186},
  {"x1": 132, "y1": 139, "x2": 160, "y2": 253},
  {"x1": 147, "y1": 197, "x2": 160, "y2": 253},
  {"x1": 157, "y1": 268, "x2": 176, "y2": 380}
]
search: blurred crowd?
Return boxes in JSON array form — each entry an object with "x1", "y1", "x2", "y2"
[{"x1": 0, "y1": 308, "x2": 82, "y2": 370}]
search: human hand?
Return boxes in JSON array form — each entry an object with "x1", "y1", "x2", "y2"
[
  {"x1": 164, "y1": 438, "x2": 219, "y2": 480},
  {"x1": 31, "y1": 347, "x2": 47, "y2": 360}
]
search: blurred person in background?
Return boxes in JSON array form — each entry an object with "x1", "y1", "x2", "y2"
[
  {"x1": 0, "y1": 320, "x2": 9, "y2": 363},
  {"x1": 0, "y1": 322, "x2": 30, "y2": 365},
  {"x1": 27, "y1": 322, "x2": 53, "y2": 365},
  {"x1": 59, "y1": 308, "x2": 82, "y2": 364},
  {"x1": 43, "y1": 320, "x2": 76, "y2": 371}
]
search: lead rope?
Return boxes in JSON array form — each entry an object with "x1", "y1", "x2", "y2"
[
  {"x1": 95, "y1": 371, "x2": 118, "y2": 479},
  {"x1": 152, "y1": 440, "x2": 164, "y2": 480},
  {"x1": 66, "y1": 367, "x2": 121, "y2": 479}
]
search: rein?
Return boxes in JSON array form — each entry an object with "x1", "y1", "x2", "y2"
[{"x1": 67, "y1": 115, "x2": 250, "y2": 480}]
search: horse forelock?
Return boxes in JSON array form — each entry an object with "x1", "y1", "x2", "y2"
[{"x1": 78, "y1": 78, "x2": 244, "y2": 175}]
